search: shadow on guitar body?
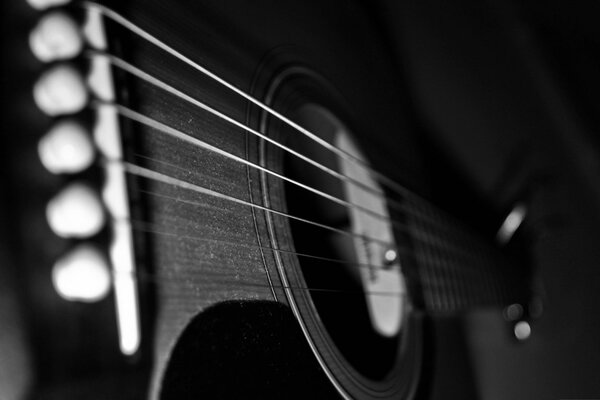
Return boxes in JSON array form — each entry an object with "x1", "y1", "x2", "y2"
[{"x1": 160, "y1": 301, "x2": 340, "y2": 399}]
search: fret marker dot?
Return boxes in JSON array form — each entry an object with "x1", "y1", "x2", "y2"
[
  {"x1": 30, "y1": 12, "x2": 83, "y2": 62},
  {"x1": 52, "y1": 244, "x2": 111, "y2": 302},
  {"x1": 514, "y1": 321, "x2": 531, "y2": 341},
  {"x1": 384, "y1": 249, "x2": 398, "y2": 265}
]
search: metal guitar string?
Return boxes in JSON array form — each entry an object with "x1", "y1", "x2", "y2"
[
  {"x1": 75, "y1": 4, "x2": 500, "y2": 300},
  {"x1": 130, "y1": 145, "x2": 491, "y2": 273},
  {"x1": 94, "y1": 54, "x2": 477, "y2": 255},
  {"x1": 89, "y1": 52, "x2": 392, "y2": 205},
  {"x1": 98, "y1": 96, "x2": 486, "y2": 294},
  {"x1": 130, "y1": 148, "x2": 481, "y2": 266},
  {"x1": 89, "y1": 61, "x2": 473, "y2": 252},
  {"x1": 131, "y1": 150, "x2": 483, "y2": 269},
  {"x1": 112, "y1": 157, "x2": 392, "y2": 247},
  {"x1": 81, "y1": 1, "x2": 458, "y2": 228},
  {"x1": 128, "y1": 208, "x2": 486, "y2": 302},
  {"x1": 126, "y1": 158, "x2": 486, "y2": 275},
  {"x1": 80, "y1": 1, "x2": 481, "y2": 247},
  {"x1": 102, "y1": 100, "x2": 405, "y2": 232},
  {"x1": 104, "y1": 101, "x2": 484, "y2": 264},
  {"x1": 135, "y1": 269, "x2": 408, "y2": 298},
  {"x1": 127, "y1": 216, "x2": 412, "y2": 270},
  {"x1": 100, "y1": 106, "x2": 489, "y2": 295},
  {"x1": 86, "y1": 51, "x2": 431, "y2": 227},
  {"x1": 116, "y1": 216, "x2": 414, "y2": 299},
  {"x1": 93, "y1": 51, "x2": 479, "y2": 246}
]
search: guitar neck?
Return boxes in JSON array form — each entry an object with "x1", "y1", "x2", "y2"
[{"x1": 403, "y1": 196, "x2": 530, "y2": 314}]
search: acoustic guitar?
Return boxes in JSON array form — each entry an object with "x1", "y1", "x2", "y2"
[{"x1": 2, "y1": 0, "x2": 600, "y2": 399}]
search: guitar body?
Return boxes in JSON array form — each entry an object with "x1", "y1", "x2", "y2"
[
  {"x1": 3, "y1": 0, "x2": 428, "y2": 398},
  {"x1": 118, "y1": 1, "x2": 425, "y2": 398},
  {"x1": 3, "y1": 0, "x2": 600, "y2": 399}
]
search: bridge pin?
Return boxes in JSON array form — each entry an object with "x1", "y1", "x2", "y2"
[
  {"x1": 38, "y1": 120, "x2": 94, "y2": 174},
  {"x1": 29, "y1": 11, "x2": 83, "y2": 63},
  {"x1": 52, "y1": 244, "x2": 111, "y2": 302},
  {"x1": 34, "y1": 64, "x2": 88, "y2": 116},
  {"x1": 26, "y1": 0, "x2": 70, "y2": 11},
  {"x1": 46, "y1": 182, "x2": 105, "y2": 238}
]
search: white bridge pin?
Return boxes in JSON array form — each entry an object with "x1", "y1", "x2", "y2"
[
  {"x1": 52, "y1": 244, "x2": 111, "y2": 303},
  {"x1": 29, "y1": 12, "x2": 83, "y2": 63},
  {"x1": 38, "y1": 120, "x2": 94, "y2": 174},
  {"x1": 34, "y1": 64, "x2": 88, "y2": 116},
  {"x1": 46, "y1": 182, "x2": 105, "y2": 238}
]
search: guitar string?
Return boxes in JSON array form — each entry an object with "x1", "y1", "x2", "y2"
[
  {"x1": 78, "y1": 4, "x2": 502, "y2": 282},
  {"x1": 112, "y1": 158, "x2": 392, "y2": 247},
  {"x1": 113, "y1": 208, "x2": 414, "y2": 300},
  {"x1": 79, "y1": 3, "x2": 507, "y2": 280},
  {"x1": 88, "y1": 51, "x2": 397, "y2": 210},
  {"x1": 105, "y1": 102, "x2": 488, "y2": 263},
  {"x1": 101, "y1": 121, "x2": 492, "y2": 300},
  {"x1": 82, "y1": 1, "x2": 452, "y2": 215},
  {"x1": 99, "y1": 101, "x2": 426, "y2": 239},
  {"x1": 131, "y1": 157, "x2": 488, "y2": 271},
  {"x1": 116, "y1": 219, "x2": 413, "y2": 298},
  {"x1": 135, "y1": 269, "x2": 408, "y2": 298},
  {"x1": 101, "y1": 101, "x2": 413, "y2": 235},
  {"x1": 111, "y1": 153, "x2": 489, "y2": 281},
  {"x1": 86, "y1": 50, "x2": 484, "y2": 246},
  {"x1": 111, "y1": 102, "x2": 491, "y2": 264},
  {"x1": 126, "y1": 216, "x2": 412, "y2": 270},
  {"x1": 97, "y1": 97, "x2": 482, "y2": 260},
  {"x1": 87, "y1": 51, "x2": 446, "y2": 231},
  {"x1": 127, "y1": 213, "x2": 483, "y2": 294},
  {"x1": 115, "y1": 205, "x2": 414, "y2": 300},
  {"x1": 80, "y1": 2, "x2": 487, "y2": 245},
  {"x1": 75, "y1": 3, "x2": 510, "y2": 304},
  {"x1": 125, "y1": 212, "x2": 475, "y2": 303}
]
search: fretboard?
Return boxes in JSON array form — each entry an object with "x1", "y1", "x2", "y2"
[{"x1": 403, "y1": 196, "x2": 530, "y2": 314}]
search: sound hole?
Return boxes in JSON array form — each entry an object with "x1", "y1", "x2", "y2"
[{"x1": 283, "y1": 104, "x2": 397, "y2": 380}]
